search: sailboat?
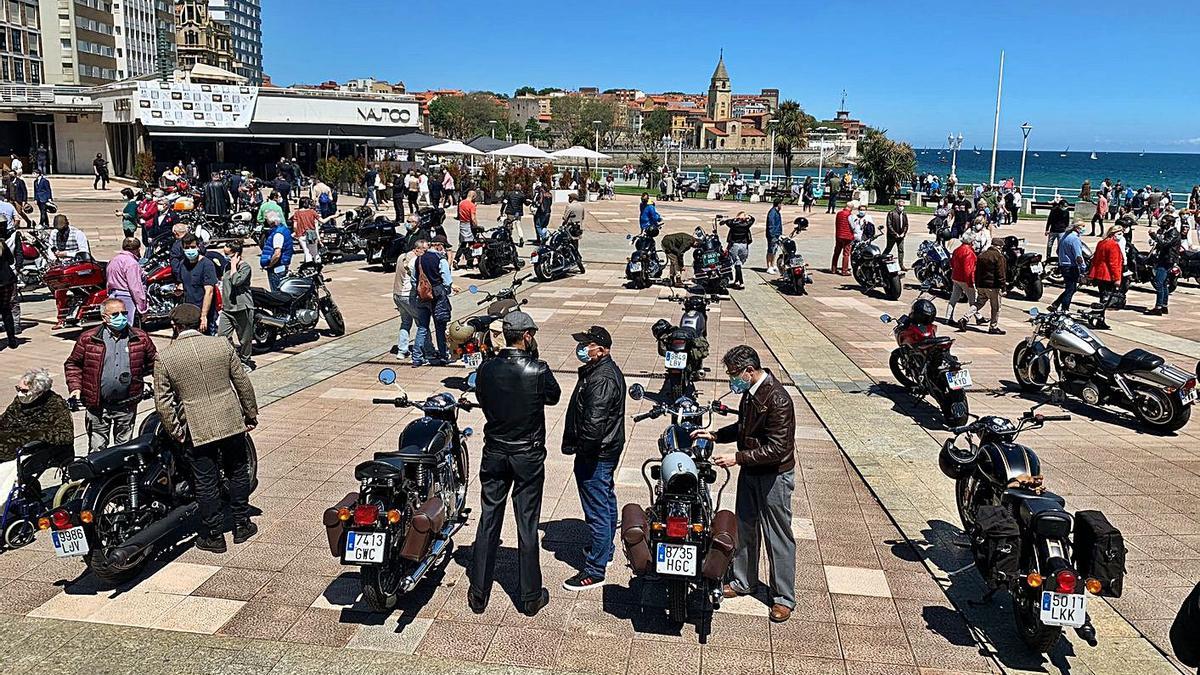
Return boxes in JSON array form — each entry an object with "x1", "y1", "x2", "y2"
[
  {"x1": 973, "y1": 146, "x2": 982, "y2": 155},
  {"x1": 1090, "y1": 151, "x2": 1098, "y2": 160},
  {"x1": 1139, "y1": 149, "x2": 1145, "y2": 157},
  {"x1": 1060, "y1": 146, "x2": 1070, "y2": 158},
  {"x1": 1033, "y1": 152, "x2": 1040, "y2": 157}
]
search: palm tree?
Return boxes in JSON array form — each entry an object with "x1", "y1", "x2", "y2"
[
  {"x1": 772, "y1": 100, "x2": 814, "y2": 184},
  {"x1": 857, "y1": 128, "x2": 916, "y2": 204}
]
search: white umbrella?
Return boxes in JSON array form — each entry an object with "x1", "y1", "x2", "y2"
[
  {"x1": 487, "y1": 143, "x2": 551, "y2": 159},
  {"x1": 422, "y1": 140, "x2": 484, "y2": 156},
  {"x1": 550, "y1": 146, "x2": 610, "y2": 161}
]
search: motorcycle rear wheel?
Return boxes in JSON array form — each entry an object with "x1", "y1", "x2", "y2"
[
  {"x1": 533, "y1": 259, "x2": 554, "y2": 282},
  {"x1": 477, "y1": 256, "x2": 495, "y2": 279},
  {"x1": 667, "y1": 579, "x2": 688, "y2": 625},
  {"x1": 362, "y1": 561, "x2": 404, "y2": 612},
  {"x1": 1023, "y1": 276, "x2": 1044, "y2": 302},
  {"x1": 1013, "y1": 586, "x2": 1063, "y2": 653},
  {"x1": 882, "y1": 274, "x2": 903, "y2": 301},
  {"x1": 87, "y1": 483, "x2": 153, "y2": 587},
  {"x1": 1132, "y1": 386, "x2": 1191, "y2": 433},
  {"x1": 1012, "y1": 344, "x2": 1048, "y2": 393},
  {"x1": 252, "y1": 322, "x2": 278, "y2": 351}
]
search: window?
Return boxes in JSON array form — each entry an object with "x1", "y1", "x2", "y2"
[
  {"x1": 12, "y1": 57, "x2": 22, "y2": 81},
  {"x1": 0, "y1": 58, "x2": 7, "y2": 82},
  {"x1": 0, "y1": 32, "x2": 6, "y2": 51},
  {"x1": 29, "y1": 60, "x2": 38, "y2": 84}
]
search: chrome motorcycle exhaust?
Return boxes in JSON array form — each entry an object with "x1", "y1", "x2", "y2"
[
  {"x1": 255, "y1": 314, "x2": 289, "y2": 330},
  {"x1": 400, "y1": 520, "x2": 462, "y2": 592},
  {"x1": 107, "y1": 501, "x2": 199, "y2": 566}
]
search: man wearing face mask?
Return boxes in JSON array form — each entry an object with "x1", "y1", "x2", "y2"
[
  {"x1": 178, "y1": 233, "x2": 219, "y2": 334},
  {"x1": 469, "y1": 311, "x2": 561, "y2": 617},
  {"x1": 561, "y1": 325, "x2": 625, "y2": 591},
  {"x1": 64, "y1": 298, "x2": 157, "y2": 452},
  {"x1": 692, "y1": 345, "x2": 796, "y2": 623}
]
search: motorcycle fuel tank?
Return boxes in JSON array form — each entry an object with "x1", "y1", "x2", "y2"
[
  {"x1": 278, "y1": 276, "x2": 316, "y2": 299},
  {"x1": 1049, "y1": 322, "x2": 1099, "y2": 357},
  {"x1": 977, "y1": 441, "x2": 1042, "y2": 487},
  {"x1": 395, "y1": 417, "x2": 453, "y2": 460}
]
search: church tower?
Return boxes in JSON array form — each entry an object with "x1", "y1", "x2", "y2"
[{"x1": 706, "y1": 51, "x2": 732, "y2": 121}]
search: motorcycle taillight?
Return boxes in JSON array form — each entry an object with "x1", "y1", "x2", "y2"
[
  {"x1": 353, "y1": 504, "x2": 379, "y2": 526},
  {"x1": 464, "y1": 341, "x2": 478, "y2": 354},
  {"x1": 671, "y1": 339, "x2": 687, "y2": 350},
  {"x1": 50, "y1": 509, "x2": 72, "y2": 530},
  {"x1": 1055, "y1": 569, "x2": 1079, "y2": 594},
  {"x1": 665, "y1": 515, "x2": 689, "y2": 539}
]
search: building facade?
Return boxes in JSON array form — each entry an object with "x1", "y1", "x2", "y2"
[
  {"x1": 705, "y1": 52, "x2": 731, "y2": 122},
  {"x1": 209, "y1": 0, "x2": 260, "y2": 84},
  {"x1": 0, "y1": 0, "x2": 43, "y2": 85},
  {"x1": 174, "y1": 0, "x2": 234, "y2": 74},
  {"x1": 113, "y1": 0, "x2": 175, "y2": 79},
  {"x1": 39, "y1": 0, "x2": 120, "y2": 86}
]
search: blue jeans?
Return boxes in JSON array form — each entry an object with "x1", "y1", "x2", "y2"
[
  {"x1": 393, "y1": 292, "x2": 433, "y2": 356},
  {"x1": 1154, "y1": 266, "x2": 1171, "y2": 308},
  {"x1": 411, "y1": 301, "x2": 447, "y2": 364},
  {"x1": 574, "y1": 457, "x2": 618, "y2": 578},
  {"x1": 266, "y1": 267, "x2": 287, "y2": 292},
  {"x1": 1053, "y1": 265, "x2": 1079, "y2": 311}
]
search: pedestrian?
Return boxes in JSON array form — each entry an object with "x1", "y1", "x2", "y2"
[
  {"x1": 468, "y1": 310, "x2": 560, "y2": 617},
  {"x1": 1050, "y1": 221, "x2": 1086, "y2": 312},
  {"x1": 967, "y1": 239, "x2": 1007, "y2": 335},
  {"x1": 428, "y1": 170, "x2": 443, "y2": 208},
  {"x1": 203, "y1": 171, "x2": 232, "y2": 219},
  {"x1": 390, "y1": 169, "x2": 406, "y2": 220},
  {"x1": 392, "y1": 239, "x2": 434, "y2": 361},
  {"x1": 118, "y1": 187, "x2": 139, "y2": 238},
  {"x1": 405, "y1": 169, "x2": 420, "y2": 212},
  {"x1": 1089, "y1": 225, "x2": 1124, "y2": 329},
  {"x1": 830, "y1": 201, "x2": 855, "y2": 275},
  {"x1": 178, "y1": 234, "x2": 219, "y2": 334},
  {"x1": 532, "y1": 181, "x2": 552, "y2": 243},
  {"x1": 884, "y1": 200, "x2": 910, "y2": 270},
  {"x1": 0, "y1": 225, "x2": 17, "y2": 349},
  {"x1": 50, "y1": 215, "x2": 90, "y2": 329},
  {"x1": 360, "y1": 164, "x2": 379, "y2": 209},
  {"x1": 766, "y1": 198, "x2": 783, "y2": 274},
  {"x1": 802, "y1": 177, "x2": 814, "y2": 212},
  {"x1": 500, "y1": 186, "x2": 528, "y2": 246},
  {"x1": 258, "y1": 210, "x2": 292, "y2": 292},
  {"x1": 167, "y1": 222, "x2": 193, "y2": 280},
  {"x1": 825, "y1": 170, "x2": 838, "y2": 214},
  {"x1": 6, "y1": 170, "x2": 31, "y2": 227},
  {"x1": 661, "y1": 230, "x2": 699, "y2": 287},
  {"x1": 64, "y1": 298, "x2": 156, "y2": 451},
  {"x1": 153, "y1": 304, "x2": 258, "y2": 552},
  {"x1": 453, "y1": 190, "x2": 479, "y2": 270},
  {"x1": 92, "y1": 153, "x2": 109, "y2": 190},
  {"x1": 639, "y1": 194, "x2": 662, "y2": 232},
  {"x1": 218, "y1": 241, "x2": 255, "y2": 369},
  {"x1": 1045, "y1": 196, "x2": 1071, "y2": 261},
  {"x1": 561, "y1": 325, "x2": 625, "y2": 590},
  {"x1": 0, "y1": 370, "x2": 73, "y2": 483},
  {"x1": 33, "y1": 168, "x2": 52, "y2": 228},
  {"x1": 1091, "y1": 191, "x2": 1109, "y2": 236},
  {"x1": 1145, "y1": 215, "x2": 1181, "y2": 316},
  {"x1": 411, "y1": 234, "x2": 454, "y2": 367},
  {"x1": 106, "y1": 238, "x2": 147, "y2": 325},
  {"x1": 144, "y1": 192, "x2": 174, "y2": 245},
  {"x1": 723, "y1": 211, "x2": 754, "y2": 289},
  {"x1": 271, "y1": 173, "x2": 292, "y2": 222},
  {"x1": 442, "y1": 168, "x2": 457, "y2": 206},
  {"x1": 255, "y1": 190, "x2": 284, "y2": 227},
  {"x1": 9, "y1": 153, "x2": 22, "y2": 176},
  {"x1": 291, "y1": 197, "x2": 321, "y2": 265},
  {"x1": 946, "y1": 232, "x2": 978, "y2": 326},
  {"x1": 34, "y1": 145, "x2": 48, "y2": 174},
  {"x1": 692, "y1": 345, "x2": 797, "y2": 623}
]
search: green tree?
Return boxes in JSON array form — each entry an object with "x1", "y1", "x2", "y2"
[
  {"x1": 524, "y1": 118, "x2": 550, "y2": 145},
  {"x1": 856, "y1": 128, "x2": 917, "y2": 204},
  {"x1": 428, "y1": 93, "x2": 509, "y2": 139},
  {"x1": 641, "y1": 109, "x2": 671, "y2": 147},
  {"x1": 536, "y1": 87, "x2": 562, "y2": 96},
  {"x1": 637, "y1": 153, "x2": 661, "y2": 188},
  {"x1": 772, "y1": 100, "x2": 816, "y2": 183},
  {"x1": 514, "y1": 86, "x2": 537, "y2": 97},
  {"x1": 549, "y1": 95, "x2": 620, "y2": 148}
]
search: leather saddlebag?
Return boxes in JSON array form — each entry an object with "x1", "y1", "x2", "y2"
[
  {"x1": 701, "y1": 509, "x2": 739, "y2": 581},
  {"x1": 321, "y1": 492, "x2": 359, "y2": 557},
  {"x1": 973, "y1": 504, "x2": 1021, "y2": 588},
  {"x1": 1072, "y1": 510, "x2": 1126, "y2": 598},
  {"x1": 1170, "y1": 581, "x2": 1200, "y2": 668},
  {"x1": 620, "y1": 503, "x2": 652, "y2": 575},
  {"x1": 400, "y1": 497, "x2": 446, "y2": 562}
]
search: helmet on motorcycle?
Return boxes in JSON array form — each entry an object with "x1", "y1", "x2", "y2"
[
  {"x1": 938, "y1": 440, "x2": 980, "y2": 480},
  {"x1": 448, "y1": 320, "x2": 475, "y2": 344},
  {"x1": 651, "y1": 318, "x2": 673, "y2": 341},
  {"x1": 644, "y1": 225, "x2": 660, "y2": 238},
  {"x1": 792, "y1": 217, "x2": 809, "y2": 231},
  {"x1": 909, "y1": 298, "x2": 937, "y2": 325}
]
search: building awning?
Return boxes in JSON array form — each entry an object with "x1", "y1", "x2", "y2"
[
  {"x1": 366, "y1": 131, "x2": 444, "y2": 150},
  {"x1": 143, "y1": 122, "x2": 415, "y2": 140}
]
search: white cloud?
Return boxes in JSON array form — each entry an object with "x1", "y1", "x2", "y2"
[{"x1": 1173, "y1": 137, "x2": 1200, "y2": 145}]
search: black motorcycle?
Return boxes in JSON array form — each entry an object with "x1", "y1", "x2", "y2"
[
  {"x1": 776, "y1": 219, "x2": 812, "y2": 295},
  {"x1": 625, "y1": 225, "x2": 664, "y2": 289},
  {"x1": 850, "y1": 234, "x2": 903, "y2": 300},
  {"x1": 44, "y1": 412, "x2": 258, "y2": 586},
  {"x1": 531, "y1": 222, "x2": 584, "y2": 281},
  {"x1": 448, "y1": 274, "x2": 530, "y2": 369},
  {"x1": 472, "y1": 218, "x2": 524, "y2": 279},
  {"x1": 318, "y1": 210, "x2": 368, "y2": 263},
  {"x1": 881, "y1": 300, "x2": 972, "y2": 427},
  {"x1": 358, "y1": 213, "x2": 408, "y2": 272},
  {"x1": 650, "y1": 294, "x2": 715, "y2": 400},
  {"x1": 251, "y1": 262, "x2": 345, "y2": 350},
  {"x1": 322, "y1": 368, "x2": 473, "y2": 612},
  {"x1": 693, "y1": 219, "x2": 734, "y2": 295},
  {"x1": 939, "y1": 406, "x2": 1125, "y2": 653},
  {"x1": 1, "y1": 440, "x2": 75, "y2": 550},
  {"x1": 996, "y1": 236, "x2": 1045, "y2": 301},
  {"x1": 911, "y1": 236, "x2": 952, "y2": 295},
  {"x1": 620, "y1": 385, "x2": 738, "y2": 634}
]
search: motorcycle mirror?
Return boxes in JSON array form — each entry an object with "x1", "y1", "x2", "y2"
[
  {"x1": 626, "y1": 233, "x2": 632, "y2": 240},
  {"x1": 628, "y1": 384, "x2": 645, "y2": 401},
  {"x1": 378, "y1": 368, "x2": 397, "y2": 386},
  {"x1": 467, "y1": 372, "x2": 478, "y2": 390},
  {"x1": 1028, "y1": 307, "x2": 1039, "y2": 318},
  {"x1": 462, "y1": 427, "x2": 474, "y2": 438},
  {"x1": 880, "y1": 313, "x2": 892, "y2": 323},
  {"x1": 468, "y1": 285, "x2": 479, "y2": 294}
]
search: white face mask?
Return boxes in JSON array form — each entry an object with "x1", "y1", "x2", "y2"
[{"x1": 15, "y1": 389, "x2": 37, "y2": 404}]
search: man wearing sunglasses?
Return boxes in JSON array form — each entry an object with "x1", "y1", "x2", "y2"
[{"x1": 64, "y1": 298, "x2": 157, "y2": 452}]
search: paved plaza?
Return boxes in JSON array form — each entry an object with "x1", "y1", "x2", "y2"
[{"x1": 0, "y1": 179, "x2": 1196, "y2": 674}]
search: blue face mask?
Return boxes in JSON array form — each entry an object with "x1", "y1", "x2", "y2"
[
  {"x1": 108, "y1": 313, "x2": 128, "y2": 331},
  {"x1": 576, "y1": 344, "x2": 591, "y2": 363},
  {"x1": 184, "y1": 248, "x2": 200, "y2": 260},
  {"x1": 729, "y1": 374, "x2": 751, "y2": 394}
]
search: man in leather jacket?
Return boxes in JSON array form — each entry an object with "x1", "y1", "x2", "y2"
[
  {"x1": 561, "y1": 325, "x2": 625, "y2": 591},
  {"x1": 203, "y1": 172, "x2": 231, "y2": 218},
  {"x1": 693, "y1": 345, "x2": 797, "y2": 623},
  {"x1": 1146, "y1": 214, "x2": 1181, "y2": 315},
  {"x1": 468, "y1": 311, "x2": 561, "y2": 616}
]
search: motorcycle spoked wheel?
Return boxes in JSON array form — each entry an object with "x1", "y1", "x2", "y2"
[
  {"x1": 252, "y1": 321, "x2": 278, "y2": 351},
  {"x1": 87, "y1": 482, "x2": 158, "y2": 586},
  {"x1": 361, "y1": 559, "x2": 406, "y2": 612},
  {"x1": 851, "y1": 263, "x2": 870, "y2": 290},
  {"x1": 1131, "y1": 386, "x2": 1191, "y2": 433},
  {"x1": 533, "y1": 255, "x2": 555, "y2": 282},
  {"x1": 3, "y1": 519, "x2": 36, "y2": 549},
  {"x1": 1013, "y1": 583, "x2": 1064, "y2": 653},
  {"x1": 320, "y1": 298, "x2": 346, "y2": 336}
]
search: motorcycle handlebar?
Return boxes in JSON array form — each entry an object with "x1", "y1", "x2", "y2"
[
  {"x1": 1040, "y1": 414, "x2": 1071, "y2": 422},
  {"x1": 371, "y1": 397, "x2": 408, "y2": 407},
  {"x1": 632, "y1": 409, "x2": 659, "y2": 423}
]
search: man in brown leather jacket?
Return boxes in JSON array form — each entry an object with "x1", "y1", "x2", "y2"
[{"x1": 693, "y1": 345, "x2": 797, "y2": 622}]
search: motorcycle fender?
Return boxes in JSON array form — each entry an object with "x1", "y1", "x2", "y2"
[
  {"x1": 701, "y1": 509, "x2": 739, "y2": 581},
  {"x1": 75, "y1": 472, "x2": 136, "y2": 547},
  {"x1": 322, "y1": 491, "x2": 359, "y2": 557},
  {"x1": 619, "y1": 503, "x2": 653, "y2": 575},
  {"x1": 1023, "y1": 342, "x2": 1053, "y2": 380},
  {"x1": 1125, "y1": 365, "x2": 1190, "y2": 391}
]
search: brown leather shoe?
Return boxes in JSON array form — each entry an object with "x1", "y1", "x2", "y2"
[
  {"x1": 721, "y1": 583, "x2": 741, "y2": 599},
  {"x1": 769, "y1": 604, "x2": 792, "y2": 623}
]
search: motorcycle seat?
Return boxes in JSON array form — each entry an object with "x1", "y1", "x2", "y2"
[
  {"x1": 1181, "y1": 249, "x2": 1200, "y2": 262},
  {"x1": 250, "y1": 287, "x2": 295, "y2": 308},
  {"x1": 1005, "y1": 489, "x2": 1072, "y2": 537},
  {"x1": 354, "y1": 457, "x2": 405, "y2": 481},
  {"x1": 1097, "y1": 346, "x2": 1164, "y2": 373},
  {"x1": 917, "y1": 336, "x2": 954, "y2": 349},
  {"x1": 373, "y1": 445, "x2": 440, "y2": 465},
  {"x1": 66, "y1": 434, "x2": 156, "y2": 480},
  {"x1": 467, "y1": 315, "x2": 497, "y2": 330}
]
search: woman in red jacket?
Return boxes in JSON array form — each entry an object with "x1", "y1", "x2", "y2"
[
  {"x1": 1089, "y1": 225, "x2": 1124, "y2": 329},
  {"x1": 946, "y1": 232, "x2": 978, "y2": 327}
]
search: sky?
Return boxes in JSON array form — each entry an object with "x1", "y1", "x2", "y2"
[{"x1": 262, "y1": 0, "x2": 1200, "y2": 153}]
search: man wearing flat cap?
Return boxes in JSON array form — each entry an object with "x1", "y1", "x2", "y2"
[
  {"x1": 561, "y1": 325, "x2": 625, "y2": 591},
  {"x1": 468, "y1": 310, "x2": 561, "y2": 616}
]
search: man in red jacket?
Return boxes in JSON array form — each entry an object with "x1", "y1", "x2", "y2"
[
  {"x1": 65, "y1": 298, "x2": 157, "y2": 451},
  {"x1": 946, "y1": 232, "x2": 978, "y2": 328},
  {"x1": 830, "y1": 202, "x2": 855, "y2": 275}
]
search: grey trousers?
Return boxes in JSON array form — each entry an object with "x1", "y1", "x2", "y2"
[
  {"x1": 85, "y1": 407, "x2": 136, "y2": 453},
  {"x1": 729, "y1": 468, "x2": 797, "y2": 609},
  {"x1": 219, "y1": 308, "x2": 255, "y2": 362}
]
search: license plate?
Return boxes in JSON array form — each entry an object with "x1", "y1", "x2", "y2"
[
  {"x1": 628, "y1": 261, "x2": 642, "y2": 273},
  {"x1": 702, "y1": 253, "x2": 719, "y2": 265},
  {"x1": 946, "y1": 369, "x2": 973, "y2": 390},
  {"x1": 1030, "y1": 263, "x2": 1044, "y2": 273},
  {"x1": 1182, "y1": 388, "x2": 1198, "y2": 405},
  {"x1": 472, "y1": 247, "x2": 482, "y2": 257},
  {"x1": 1040, "y1": 591, "x2": 1087, "y2": 628},
  {"x1": 655, "y1": 542, "x2": 697, "y2": 576},
  {"x1": 343, "y1": 530, "x2": 386, "y2": 564},
  {"x1": 463, "y1": 352, "x2": 483, "y2": 369},
  {"x1": 530, "y1": 253, "x2": 539, "y2": 263},
  {"x1": 886, "y1": 261, "x2": 901, "y2": 273},
  {"x1": 51, "y1": 526, "x2": 89, "y2": 558},
  {"x1": 664, "y1": 351, "x2": 689, "y2": 370}
]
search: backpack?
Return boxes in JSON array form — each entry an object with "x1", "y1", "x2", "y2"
[
  {"x1": 318, "y1": 192, "x2": 333, "y2": 216},
  {"x1": 972, "y1": 504, "x2": 1021, "y2": 588},
  {"x1": 1072, "y1": 510, "x2": 1126, "y2": 598},
  {"x1": 415, "y1": 257, "x2": 433, "y2": 302},
  {"x1": 1171, "y1": 581, "x2": 1200, "y2": 667}
]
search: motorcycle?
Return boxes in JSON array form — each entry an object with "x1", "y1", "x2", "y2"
[
  {"x1": 1013, "y1": 307, "x2": 1195, "y2": 432},
  {"x1": 999, "y1": 236, "x2": 1045, "y2": 301},
  {"x1": 650, "y1": 294, "x2": 715, "y2": 400},
  {"x1": 13, "y1": 227, "x2": 56, "y2": 290},
  {"x1": 43, "y1": 253, "x2": 107, "y2": 326},
  {"x1": 360, "y1": 209, "x2": 418, "y2": 273},
  {"x1": 448, "y1": 274, "x2": 530, "y2": 369},
  {"x1": 322, "y1": 367, "x2": 473, "y2": 612},
  {"x1": 317, "y1": 209, "x2": 368, "y2": 263},
  {"x1": 881, "y1": 300, "x2": 971, "y2": 427},
  {"x1": 625, "y1": 225, "x2": 664, "y2": 289},
  {"x1": 42, "y1": 410, "x2": 259, "y2": 586},
  {"x1": 531, "y1": 222, "x2": 585, "y2": 281},
  {"x1": 911, "y1": 227, "x2": 952, "y2": 295},
  {"x1": 939, "y1": 406, "x2": 1123, "y2": 652},
  {"x1": 692, "y1": 218, "x2": 734, "y2": 295},
  {"x1": 473, "y1": 218, "x2": 524, "y2": 279},
  {"x1": 1, "y1": 440, "x2": 75, "y2": 550},
  {"x1": 251, "y1": 262, "x2": 345, "y2": 350},
  {"x1": 776, "y1": 219, "x2": 812, "y2": 295},
  {"x1": 620, "y1": 385, "x2": 738, "y2": 633},
  {"x1": 850, "y1": 234, "x2": 904, "y2": 300}
]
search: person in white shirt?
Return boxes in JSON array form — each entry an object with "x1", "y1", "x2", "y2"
[
  {"x1": 849, "y1": 206, "x2": 875, "y2": 241},
  {"x1": 50, "y1": 214, "x2": 89, "y2": 260},
  {"x1": 417, "y1": 173, "x2": 430, "y2": 207},
  {"x1": 9, "y1": 154, "x2": 22, "y2": 176},
  {"x1": 970, "y1": 217, "x2": 992, "y2": 252},
  {"x1": 391, "y1": 239, "x2": 434, "y2": 361}
]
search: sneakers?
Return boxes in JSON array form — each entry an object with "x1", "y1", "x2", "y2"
[
  {"x1": 766, "y1": 266, "x2": 779, "y2": 275},
  {"x1": 394, "y1": 351, "x2": 410, "y2": 362},
  {"x1": 988, "y1": 327, "x2": 1006, "y2": 335},
  {"x1": 562, "y1": 572, "x2": 605, "y2": 591},
  {"x1": 233, "y1": 520, "x2": 258, "y2": 544},
  {"x1": 194, "y1": 533, "x2": 227, "y2": 554}
]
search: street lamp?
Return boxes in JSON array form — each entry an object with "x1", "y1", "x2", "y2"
[
  {"x1": 1018, "y1": 122, "x2": 1033, "y2": 194},
  {"x1": 766, "y1": 118, "x2": 778, "y2": 185},
  {"x1": 592, "y1": 119, "x2": 602, "y2": 152},
  {"x1": 947, "y1": 133, "x2": 964, "y2": 184},
  {"x1": 489, "y1": 120, "x2": 497, "y2": 139},
  {"x1": 662, "y1": 135, "x2": 670, "y2": 167}
]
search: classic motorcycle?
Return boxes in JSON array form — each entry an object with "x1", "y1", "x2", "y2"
[
  {"x1": 13, "y1": 227, "x2": 56, "y2": 290},
  {"x1": 531, "y1": 222, "x2": 585, "y2": 281},
  {"x1": 999, "y1": 236, "x2": 1045, "y2": 301},
  {"x1": 693, "y1": 219, "x2": 734, "y2": 295},
  {"x1": 43, "y1": 253, "x2": 107, "y2": 326},
  {"x1": 472, "y1": 218, "x2": 523, "y2": 279},
  {"x1": 651, "y1": 294, "x2": 715, "y2": 400},
  {"x1": 939, "y1": 407, "x2": 1124, "y2": 652},
  {"x1": 776, "y1": 219, "x2": 812, "y2": 295},
  {"x1": 625, "y1": 225, "x2": 664, "y2": 289},
  {"x1": 911, "y1": 235, "x2": 952, "y2": 295},
  {"x1": 881, "y1": 298, "x2": 972, "y2": 427},
  {"x1": 1013, "y1": 307, "x2": 1195, "y2": 432},
  {"x1": 322, "y1": 368, "x2": 473, "y2": 612},
  {"x1": 850, "y1": 234, "x2": 903, "y2": 300},
  {"x1": 448, "y1": 274, "x2": 530, "y2": 369},
  {"x1": 1, "y1": 441, "x2": 75, "y2": 550},
  {"x1": 251, "y1": 262, "x2": 345, "y2": 350},
  {"x1": 620, "y1": 385, "x2": 738, "y2": 632},
  {"x1": 43, "y1": 412, "x2": 259, "y2": 586},
  {"x1": 318, "y1": 210, "x2": 367, "y2": 263}
]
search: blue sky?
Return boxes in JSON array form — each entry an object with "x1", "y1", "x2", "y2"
[{"x1": 262, "y1": 0, "x2": 1199, "y2": 153}]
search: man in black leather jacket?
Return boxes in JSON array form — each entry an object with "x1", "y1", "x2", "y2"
[
  {"x1": 1146, "y1": 214, "x2": 1181, "y2": 316},
  {"x1": 468, "y1": 310, "x2": 560, "y2": 616},
  {"x1": 561, "y1": 325, "x2": 625, "y2": 591},
  {"x1": 202, "y1": 172, "x2": 231, "y2": 218}
]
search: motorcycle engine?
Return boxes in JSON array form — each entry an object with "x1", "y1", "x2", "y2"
[
  {"x1": 147, "y1": 283, "x2": 178, "y2": 314},
  {"x1": 295, "y1": 308, "x2": 319, "y2": 326}
]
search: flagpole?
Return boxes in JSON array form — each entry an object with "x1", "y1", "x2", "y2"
[{"x1": 989, "y1": 50, "x2": 1004, "y2": 186}]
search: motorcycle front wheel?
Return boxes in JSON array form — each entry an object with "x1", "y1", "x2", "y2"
[
  {"x1": 321, "y1": 298, "x2": 346, "y2": 336},
  {"x1": 1012, "y1": 344, "x2": 1049, "y2": 393},
  {"x1": 87, "y1": 482, "x2": 154, "y2": 587},
  {"x1": 888, "y1": 350, "x2": 917, "y2": 388}
]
